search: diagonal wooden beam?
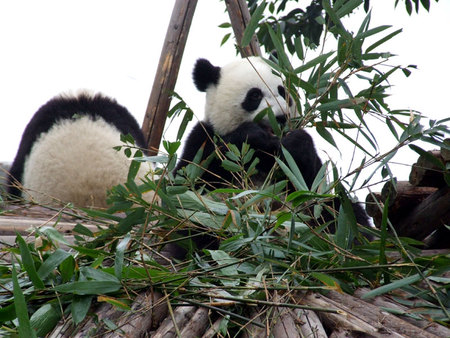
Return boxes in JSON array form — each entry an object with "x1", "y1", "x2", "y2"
[
  {"x1": 142, "y1": 0, "x2": 198, "y2": 156},
  {"x1": 225, "y1": 0, "x2": 261, "y2": 57}
]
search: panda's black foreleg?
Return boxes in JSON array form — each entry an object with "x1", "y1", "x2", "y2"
[
  {"x1": 221, "y1": 122, "x2": 281, "y2": 175},
  {"x1": 280, "y1": 129, "x2": 372, "y2": 237},
  {"x1": 280, "y1": 129, "x2": 323, "y2": 189}
]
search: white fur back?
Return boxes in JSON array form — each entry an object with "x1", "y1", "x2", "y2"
[
  {"x1": 205, "y1": 57, "x2": 289, "y2": 135},
  {"x1": 22, "y1": 116, "x2": 151, "y2": 208}
]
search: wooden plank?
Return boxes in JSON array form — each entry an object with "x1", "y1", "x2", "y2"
[
  {"x1": 0, "y1": 216, "x2": 105, "y2": 235},
  {"x1": 142, "y1": 0, "x2": 198, "y2": 156},
  {"x1": 395, "y1": 186, "x2": 450, "y2": 240},
  {"x1": 225, "y1": 0, "x2": 262, "y2": 57}
]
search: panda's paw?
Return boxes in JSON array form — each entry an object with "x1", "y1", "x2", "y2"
[{"x1": 282, "y1": 129, "x2": 314, "y2": 148}]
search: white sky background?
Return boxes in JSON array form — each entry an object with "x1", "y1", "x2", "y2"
[{"x1": 0, "y1": 0, "x2": 449, "y2": 198}]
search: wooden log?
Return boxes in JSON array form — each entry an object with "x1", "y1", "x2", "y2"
[
  {"x1": 102, "y1": 291, "x2": 167, "y2": 337},
  {"x1": 152, "y1": 305, "x2": 197, "y2": 338},
  {"x1": 179, "y1": 307, "x2": 210, "y2": 337},
  {"x1": 381, "y1": 180, "x2": 437, "y2": 208},
  {"x1": 295, "y1": 309, "x2": 327, "y2": 338},
  {"x1": 395, "y1": 186, "x2": 450, "y2": 241},
  {"x1": 441, "y1": 138, "x2": 450, "y2": 161},
  {"x1": 301, "y1": 291, "x2": 439, "y2": 337},
  {"x1": 50, "y1": 291, "x2": 167, "y2": 337},
  {"x1": 0, "y1": 216, "x2": 104, "y2": 235},
  {"x1": 409, "y1": 150, "x2": 446, "y2": 187},
  {"x1": 201, "y1": 317, "x2": 227, "y2": 338},
  {"x1": 142, "y1": 0, "x2": 198, "y2": 156},
  {"x1": 272, "y1": 308, "x2": 301, "y2": 338},
  {"x1": 225, "y1": 0, "x2": 262, "y2": 57}
]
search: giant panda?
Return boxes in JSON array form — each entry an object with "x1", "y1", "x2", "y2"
[
  {"x1": 7, "y1": 92, "x2": 151, "y2": 208},
  {"x1": 174, "y1": 56, "x2": 371, "y2": 235}
]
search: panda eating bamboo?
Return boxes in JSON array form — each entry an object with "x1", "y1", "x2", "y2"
[{"x1": 174, "y1": 57, "x2": 371, "y2": 235}]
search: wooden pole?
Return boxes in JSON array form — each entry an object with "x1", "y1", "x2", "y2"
[
  {"x1": 225, "y1": 0, "x2": 261, "y2": 57},
  {"x1": 142, "y1": 0, "x2": 198, "y2": 155}
]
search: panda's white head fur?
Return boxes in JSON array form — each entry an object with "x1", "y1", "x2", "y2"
[{"x1": 193, "y1": 57, "x2": 292, "y2": 135}]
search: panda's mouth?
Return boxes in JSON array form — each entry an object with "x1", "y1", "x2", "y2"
[{"x1": 258, "y1": 115, "x2": 287, "y2": 135}]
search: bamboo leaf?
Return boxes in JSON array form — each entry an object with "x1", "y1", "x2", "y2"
[
  {"x1": 54, "y1": 281, "x2": 121, "y2": 295},
  {"x1": 30, "y1": 304, "x2": 61, "y2": 337},
  {"x1": 241, "y1": 1, "x2": 266, "y2": 47},
  {"x1": 115, "y1": 233, "x2": 131, "y2": 280},
  {"x1": 12, "y1": 259, "x2": 37, "y2": 338},
  {"x1": 37, "y1": 249, "x2": 71, "y2": 280},
  {"x1": 294, "y1": 51, "x2": 334, "y2": 74},
  {"x1": 72, "y1": 296, "x2": 93, "y2": 325},
  {"x1": 16, "y1": 234, "x2": 45, "y2": 289},
  {"x1": 365, "y1": 28, "x2": 403, "y2": 53},
  {"x1": 362, "y1": 274, "x2": 422, "y2": 299}
]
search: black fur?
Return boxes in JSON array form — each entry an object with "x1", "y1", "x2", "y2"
[
  {"x1": 175, "y1": 122, "x2": 370, "y2": 233},
  {"x1": 241, "y1": 88, "x2": 264, "y2": 112},
  {"x1": 193, "y1": 59, "x2": 221, "y2": 92},
  {"x1": 7, "y1": 93, "x2": 146, "y2": 198},
  {"x1": 173, "y1": 58, "x2": 371, "y2": 248}
]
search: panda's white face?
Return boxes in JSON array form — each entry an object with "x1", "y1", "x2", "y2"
[{"x1": 201, "y1": 57, "x2": 292, "y2": 135}]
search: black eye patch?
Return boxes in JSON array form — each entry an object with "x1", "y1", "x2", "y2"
[
  {"x1": 241, "y1": 87, "x2": 264, "y2": 112},
  {"x1": 278, "y1": 85, "x2": 293, "y2": 107}
]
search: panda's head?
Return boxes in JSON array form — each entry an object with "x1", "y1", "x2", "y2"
[{"x1": 193, "y1": 57, "x2": 293, "y2": 135}]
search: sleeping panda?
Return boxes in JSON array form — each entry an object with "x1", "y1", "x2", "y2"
[
  {"x1": 174, "y1": 56, "x2": 370, "y2": 233},
  {"x1": 7, "y1": 92, "x2": 151, "y2": 208}
]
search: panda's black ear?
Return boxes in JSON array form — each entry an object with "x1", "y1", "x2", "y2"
[{"x1": 193, "y1": 58, "x2": 221, "y2": 92}]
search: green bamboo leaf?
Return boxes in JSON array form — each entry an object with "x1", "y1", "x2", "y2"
[
  {"x1": 73, "y1": 223, "x2": 94, "y2": 237},
  {"x1": 16, "y1": 234, "x2": 45, "y2": 289},
  {"x1": 12, "y1": 259, "x2": 37, "y2": 338},
  {"x1": 266, "y1": 24, "x2": 292, "y2": 71},
  {"x1": 315, "y1": 123, "x2": 337, "y2": 149},
  {"x1": 335, "y1": 0, "x2": 363, "y2": 18},
  {"x1": 322, "y1": 0, "x2": 351, "y2": 39},
  {"x1": 267, "y1": 108, "x2": 282, "y2": 137},
  {"x1": 221, "y1": 159, "x2": 242, "y2": 172},
  {"x1": 277, "y1": 148, "x2": 308, "y2": 191},
  {"x1": 0, "y1": 303, "x2": 16, "y2": 322},
  {"x1": 72, "y1": 295, "x2": 93, "y2": 325},
  {"x1": 177, "y1": 107, "x2": 194, "y2": 141},
  {"x1": 39, "y1": 226, "x2": 70, "y2": 246},
  {"x1": 365, "y1": 29, "x2": 402, "y2": 53},
  {"x1": 355, "y1": 25, "x2": 391, "y2": 41},
  {"x1": 59, "y1": 255, "x2": 76, "y2": 283},
  {"x1": 293, "y1": 36, "x2": 304, "y2": 60},
  {"x1": 115, "y1": 233, "x2": 131, "y2": 280},
  {"x1": 316, "y1": 98, "x2": 366, "y2": 112},
  {"x1": 241, "y1": 1, "x2": 266, "y2": 47},
  {"x1": 378, "y1": 195, "x2": 390, "y2": 283},
  {"x1": 294, "y1": 51, "x2": 334, "y2": 74},
  {"x1": 336, "y1": 196, "x2": 357, "y2": 248},
  {"x1": 54, "y1": 280, "x2": 121, "y2": 295},
  {"x1": 37, "y1": 249, "x2": 71, "y2": 280},
  {"x1": 30, "y1": 304, "x2": 61, "y2": 337},
  {"x1": 362, "y1": 274, "x2": 422, "y2": 299}
]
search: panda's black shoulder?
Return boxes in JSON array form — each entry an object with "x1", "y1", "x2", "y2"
[{"x1": 174, "y1": 121, "x2": 215, "y2": 172}]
